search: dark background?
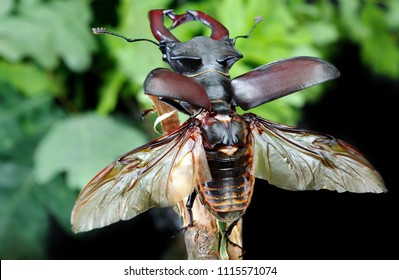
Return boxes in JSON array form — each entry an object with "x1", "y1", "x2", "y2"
[{"x1": 48, "y1": 42, "x2": 398, "y2": 260}]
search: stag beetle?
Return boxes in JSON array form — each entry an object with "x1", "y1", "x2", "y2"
[{"x1": 71, "y1": 10, "x2": 386, "y2": 239}]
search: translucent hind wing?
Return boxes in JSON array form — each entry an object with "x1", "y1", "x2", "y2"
[
  {"x1": 247, "y1": 115, "x2": 386, "y2": 193},
  {"x1": 71, "y1": 121, "x2": 210, "y2": 233}
]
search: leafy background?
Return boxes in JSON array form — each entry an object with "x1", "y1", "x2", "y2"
[{"x1": 0, "y1": 0, "x2": 398, "y2": 259}]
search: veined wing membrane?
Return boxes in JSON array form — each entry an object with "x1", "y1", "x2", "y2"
[
  {"x1": 247, "y1": 115, "x2": 386, "y2": 193},
  {"x1": 71, "y1": 120, "x2": 211, "y2": 233}
]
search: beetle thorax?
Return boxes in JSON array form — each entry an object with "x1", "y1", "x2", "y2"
[{"x1": 198, "y1": 111, "x2": 247, "y2": 149}]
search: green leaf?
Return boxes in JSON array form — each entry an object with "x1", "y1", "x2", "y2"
[
  {"x1": 0, "y1": 0, "x2": 13, "y2": 16},
  {"x1": 362, "y1": 30, "x2": 399, "y2": 78},
  {"x1": 387, "y1": 0, "x2": 399, "y2": 28},
  {"x1": 0, "y1": 163, "x2": 48, "y2": 259},
  {"x1": 0, "y1": 78, "x2": 69, "y2": 259},
  {"x1": 96, "y1": 71, "x2": 125, "y2": 114},
  {"x1": 0, "y1": 183, "x2": 48, "y2": 259},
  {"x1": 0, "y1": 89, "x2": 57, "y2": 157},
  {"x1": 0, "y1": 61, "x2": 58, "y2": 97},
  {"x1": 0, "y1": 0, "x2": 96, "y2": 72},
  {"x1": 305, "y1": 21, "x2": 339, "y2": 46},
  {"x1": 101, "y1": 0, "x2": 172, "y2": 87},
  {"x1": 34, "y1": 113, "x2": 148, "y2": 190},
  {"x1": 339, "y1": 0, "x2": 370, "y2": 41},
  {"x1": 360, "y1": 4, "x2": 399, "y2": 78},
  {"x1": 217, "y1": 221, "x2": 229, "y2": 260},
  {"x1": 35, "y1": 176, "x2": 77, "y2": 233}
]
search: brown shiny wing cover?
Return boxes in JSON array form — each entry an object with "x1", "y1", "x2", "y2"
[{"x1": 232, "y1": 57, "x2": 340, "y2": 110}]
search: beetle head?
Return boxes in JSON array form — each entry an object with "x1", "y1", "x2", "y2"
[
  {"x1": 149, "y1": 10, "x2": 245, "y2": 76},
  {"x1": 160, "y1": 37, "x2": 242, "y2": 76}
]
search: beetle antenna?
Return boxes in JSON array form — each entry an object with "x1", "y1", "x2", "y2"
[
  {"x1": 92, "y1": 27, "x2": 159, "y2": 46},
  {"x1": 232, "y1": 16, "x2": 262, "y2": 43}
]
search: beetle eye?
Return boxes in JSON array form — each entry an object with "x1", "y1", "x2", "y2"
[
  {"x1": 170, "y1": 56, "x2": 202, "y2": 72},
  {"x1": 217, "y1": 56, "x2": 241, "y2": 68}
]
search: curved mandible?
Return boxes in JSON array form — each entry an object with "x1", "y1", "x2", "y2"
[
  {"x1": 176, "y1": 10, "x2": 230, "y2": 40},
  {"x1": 148, "y1": 9, "x2": 179, "y2": 42},
  {"x1": 149, "y1": 9, "x2": 230, "y2": 42},
  {"x1": 165, "y1": 11, "x2": 193, "y2": 29}
]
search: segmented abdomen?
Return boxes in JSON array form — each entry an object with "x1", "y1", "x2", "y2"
[{"x1": 197, "y1": 145, "x2": 254, "y2": 222}]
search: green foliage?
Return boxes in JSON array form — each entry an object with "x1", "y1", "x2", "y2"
[
  {"x1": 0, "y1": 0, "x2": 397, "y2": 259},
  {"x1": 95, "y1": 0, "x2": 172, "y2": 114},
  {"x1": 0, "y1": 88, "x2": 64, "y2": 258},
  {"x1": 217, "y1": 221, "x2": 229, "y2": 260},
  {"x1": 0, "y1": 0, "x2": 96, "y2": 72},
  {"x1": 339, "y1": 0, "x2": 399, "y2": 77},
  {"x1": 34, "y1": 113, "x2": 147, "y2": 190},
  {"x1": 0, "y1": 61, "x2": 60, "y2": 97}
]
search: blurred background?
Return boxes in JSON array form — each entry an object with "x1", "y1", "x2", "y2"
[{"x1": 0, "y1": 0, "x2": 398, "y2": 259}]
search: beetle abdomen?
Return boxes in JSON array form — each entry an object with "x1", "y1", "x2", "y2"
[{"x1": 197, "y1": 146, "x2": 255, "y2": 222}]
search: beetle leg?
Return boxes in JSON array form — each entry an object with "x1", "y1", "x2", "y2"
[
  {"x1": 172, "y1": 191, "x2": 197, "y2": 237},
  {"x1": 225, "y1": 219, "x2": 238, "y2": 237},
  {"x1": 225, "y1": 219, "x2": 245, "y2": 253},
  {"x1": 140, "y1": 109, "x2": 154, "y2": 121},
  {"x1": 185, "y1": 191, "x2": 197, "y2": 227},
  {"x1": 158, "y1": 97, "x2": 192, "y2": 115}
]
